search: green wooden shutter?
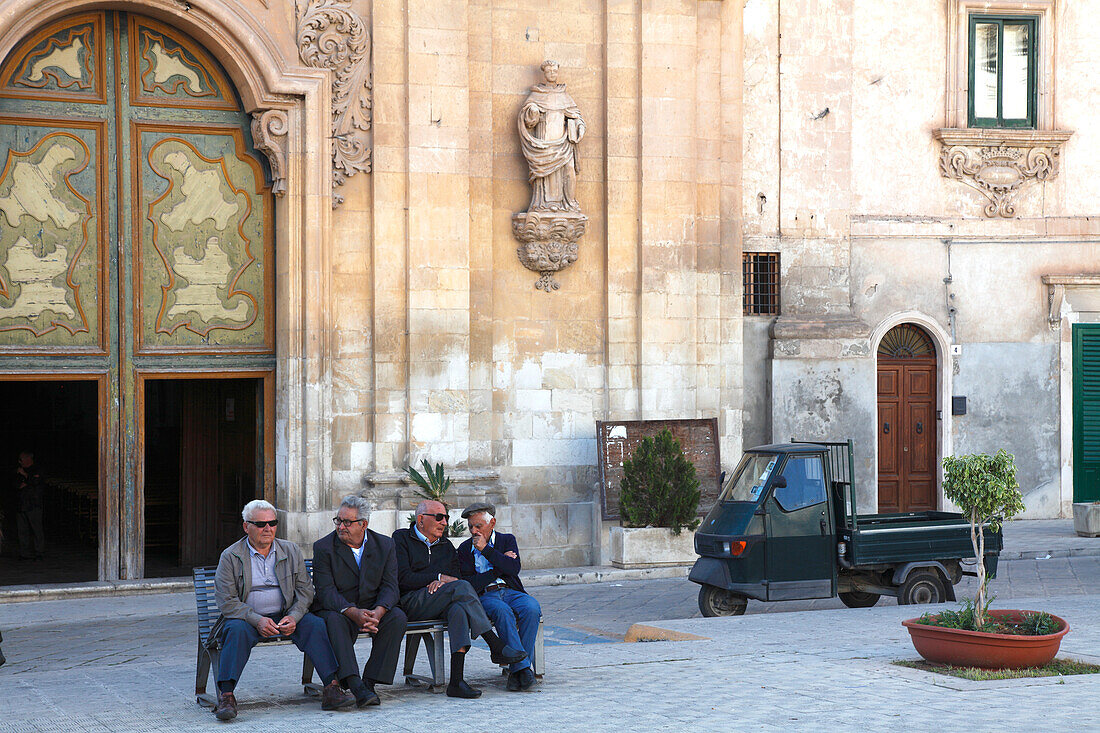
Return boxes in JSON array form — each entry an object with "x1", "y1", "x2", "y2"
[{"x1": 1073, "y1": 324, "x2": 1100, "y2": 502}]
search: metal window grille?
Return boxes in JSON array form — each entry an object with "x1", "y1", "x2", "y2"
[{"x1": 743, "y1": 252, "x2": 780, "y2": 315}]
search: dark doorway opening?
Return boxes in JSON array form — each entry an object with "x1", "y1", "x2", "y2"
[
  {"x1": 144, "y1": 378, "x2": 261, "y2": 577},
  {"x1": 0, "y1": 380, "x2": 99, "y2": 585}
]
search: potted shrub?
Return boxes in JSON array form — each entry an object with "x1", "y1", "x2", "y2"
[
  {"x1": 404, "y1": 459, "x2": 466, "y2": 539},
  {"x1": 901, "y1": 450, "x2": 1070, "y2": 669},
  {"x1": 610, "y1": 429, "x2": 701, "y2": 568}
]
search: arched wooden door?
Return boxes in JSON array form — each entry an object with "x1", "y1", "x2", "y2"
[
  {"x1": 876, "y1": 325, "x2": 937, "y2": 513},
  {"x1": 0, "y1": 12, "x2": 274, "y2": 580}
]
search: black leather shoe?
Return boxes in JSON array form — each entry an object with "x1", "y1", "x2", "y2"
[
  {"x1": 506, "y1": 672, "x2": 522, "y2": 691},
  {"x1": 213, "y1": 692, "x2": 237, "y2": 721},
  {"x1": 348, "y1": 678, "x2": 379, "y2": 708},
  {"x1": 517, "y1": 667, "x2": 536, "y2": 690},
  {"x1": 446, "y1": 679, "x2": 482, "y2": 699},
  {"x1": 321, "y1": 680, "x2": 356, "y2": 710},
  {"x1": 490, "y1": 644, "x2": 527, "y2": 665}
]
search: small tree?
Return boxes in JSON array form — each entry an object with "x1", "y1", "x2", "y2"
[
  {"x1": 619, "y1": 429, "x2": 701, "y2": 535},
  {"x1": 404, "y1": 459, "x2": 466, "y2": 537},
  {"x1": 941, "y1": 450, "x2": 1024, "y2": 628}
]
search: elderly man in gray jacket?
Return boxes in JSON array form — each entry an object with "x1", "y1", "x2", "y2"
[{"x1": 211, "y1": 499, "x2": 354, "y2": 720}]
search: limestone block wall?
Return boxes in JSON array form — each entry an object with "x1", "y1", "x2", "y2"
[{"x1": 308, "y1": 0, "x2": 746, "y2": 567}]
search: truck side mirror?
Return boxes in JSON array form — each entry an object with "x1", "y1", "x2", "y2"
[{"x1": 772, "y1": 476, "x2": 787, "y2": 489}]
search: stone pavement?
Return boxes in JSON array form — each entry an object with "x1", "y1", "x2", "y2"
[
  {"x1": 0, "y1": 517, "x2": 1097, "y2": 730},
  {"x1": 2, "y1": 586, "x2": 1098, "y2": 731}
]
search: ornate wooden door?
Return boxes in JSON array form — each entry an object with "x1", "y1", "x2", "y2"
[
  {"x1": 0, "y1": 12, "x2": 274, "y2": 578},
  {"x1": 877, "y1": 325, "x2": 937, "y2": 513}
]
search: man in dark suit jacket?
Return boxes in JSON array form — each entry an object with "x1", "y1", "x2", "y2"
[
  {"x1": 312, "y1": 496, "x2": 408, "y2": 708},
  {"x1": 457, "y1": 501, "x2": 542, "y2": 692},
  {"x1": 393, "y1": 499, "x2": 527, "y2": 699}
]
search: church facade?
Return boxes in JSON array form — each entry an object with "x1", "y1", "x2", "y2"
[{"x1": 0, "y1": 0, "x2": 1091, "y2": 584}]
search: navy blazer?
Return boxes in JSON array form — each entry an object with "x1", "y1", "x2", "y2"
[
  {"x1": 456, "y1": 531, "x2": 526, "y2": 595},
  {"x1": 310, "y1": 528, "x2": 400, "y2": 613}
]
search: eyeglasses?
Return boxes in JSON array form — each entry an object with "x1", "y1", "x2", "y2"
[
  {"x1": 418, "y1": 513, "x2": 448, "y2": 522},
  {"x1": 333, "y1": 518, "x2": 366, "y2": 527},
  {"x1": 246, "y1": 520, "x2": 279, "y2": 528}
]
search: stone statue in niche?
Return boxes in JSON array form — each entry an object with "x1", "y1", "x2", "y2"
[{"x1": 513, "y1": 61, "x2": 587, "y2": 291}]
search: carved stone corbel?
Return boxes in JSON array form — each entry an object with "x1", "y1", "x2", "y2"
[
  {"x1": 251, "y1": 109, "x2": 289, "y2": 197},
  {"x1": 297, "y1": 0, "x2": 372, "y2": 207},
  {"x1": 1045, "y1": 281, "x2": 1065, "y2": 331},
  {"x1": 934, "y1": 129, "x2": 1073, "y2": 218}
]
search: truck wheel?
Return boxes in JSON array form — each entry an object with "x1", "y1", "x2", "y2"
[
  {"x1": 898, "y1": 570, "x2": 947, "y2": 605},
  {"x1": 838, "y1": 591, "x2": 880, "y2": 608},
  {"x1": 698, "y1": 586, "x2": 748, "y2": 617}
]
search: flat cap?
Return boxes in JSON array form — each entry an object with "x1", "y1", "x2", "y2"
[{"x1": 461, "y1": 501, "x2": 496, "y2": 519}]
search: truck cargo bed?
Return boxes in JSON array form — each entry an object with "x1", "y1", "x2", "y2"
[{"x1": 842, "y1": 511, "x2": 1002, "y2": 566}]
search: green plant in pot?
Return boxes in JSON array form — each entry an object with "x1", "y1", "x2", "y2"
[
  {"x1": 619, "y1": 429, "x2": 701, "y2": 534},
  {"x1": 901, "y1": 450, "x2": 1070, "y2": 669},
  {"x1": 404, "y1": 459, "x2": 466, "y2": 537}
]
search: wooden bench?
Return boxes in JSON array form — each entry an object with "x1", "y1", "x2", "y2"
[{"x1": 194, "y1": 563, "x2": 544, "y2": 705}]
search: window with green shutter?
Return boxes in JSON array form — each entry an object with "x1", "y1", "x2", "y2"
[{"x1": 968, "y1": 15, "x2": 1038, "y2": 129}]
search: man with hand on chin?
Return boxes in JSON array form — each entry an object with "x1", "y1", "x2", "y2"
[
  {"x1": 211, "y1": 499, "x2": 354, "y2": 720},
  {"x1": 392, "y1": 499, "x2": 527, "y2": 698},
  {"x1": 457, "y1": 502, "x2": 542, "y2": 691},
  {"x1": 312, "y1": 495, "x2": 407, "y2": 708}
]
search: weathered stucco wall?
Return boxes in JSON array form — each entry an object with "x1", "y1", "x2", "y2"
[
  {"x1": 741, "y1": 318, "x2": 773, "y2": 452},
  {"x1": 771, "y1": 358, "x2": 877, "y2": 509},
  {"x1": 746, "y1": 0, "x2": 1098, "y2": 518}
]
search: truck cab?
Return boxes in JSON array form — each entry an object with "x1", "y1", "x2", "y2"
[{"x1": 690, "y1": 443, "x2": 837, "y2": 615}]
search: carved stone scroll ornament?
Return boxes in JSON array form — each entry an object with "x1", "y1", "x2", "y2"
[
  {"x1": 513, "y1": 61, "x2": 587, "y2": 291},
  {"x1": 251, "y1": 109, "x2": 288, "y2": 197},
  {"x1": 296, "y1": 0, "x2": 372, "y2": 207},
  {"x1": 934, "y1": 129, "x2": 1072, "y2": 218}
]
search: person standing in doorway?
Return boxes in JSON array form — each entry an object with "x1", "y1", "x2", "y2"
[{"x1": 13, "y1": 450, "x2": 44, "y2": 560}]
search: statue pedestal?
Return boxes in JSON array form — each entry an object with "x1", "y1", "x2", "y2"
[{"x1": 512, "y1": 209, "x2": 588, "y2": 291}]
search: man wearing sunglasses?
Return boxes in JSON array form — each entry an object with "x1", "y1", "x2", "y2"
[
  {"x1": 393, "y1": 499, "x2": 527, "y2": 698},
  {"x1": 211, "y1": 499, "x2": 355, "y2": 720},
  {"x1": 311, "y1": 495, "x2": 407, "y2": 708}
]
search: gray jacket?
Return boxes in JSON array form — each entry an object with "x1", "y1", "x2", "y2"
[{"x1": 213, "y1": 536, "x2": 315, "y2": 627}]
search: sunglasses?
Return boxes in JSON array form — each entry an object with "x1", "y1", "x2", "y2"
[
  {"x1": 418, "y1": 513, "x2": 448, "y2": 522},
  {"x1": 333, "y1": 518, "x2": 366, "y2": 527},
  {"x1": 246, "y1": 520, "x2": 279, "y2": 528}
]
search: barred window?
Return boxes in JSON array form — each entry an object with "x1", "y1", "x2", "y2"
[{"x1": 743, "y1": 252, "x2": 780, "y2": 316}]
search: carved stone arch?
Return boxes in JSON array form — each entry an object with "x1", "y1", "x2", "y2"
[{"x1": 0, "y1": 0, "x2": 335, "y2": 520}]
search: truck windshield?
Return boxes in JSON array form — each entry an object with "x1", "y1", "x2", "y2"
[{"x1": 718, "y1": 453, "x2": 779, "y2": 503}]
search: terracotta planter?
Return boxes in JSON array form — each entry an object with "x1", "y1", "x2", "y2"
[{"x1": 902, "y1": 610, "x2": 1069, "y2": 669}]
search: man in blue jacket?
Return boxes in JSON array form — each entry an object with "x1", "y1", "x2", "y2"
[{"x1": 457, "y1": 502, "x2": 542, "y2": 691}]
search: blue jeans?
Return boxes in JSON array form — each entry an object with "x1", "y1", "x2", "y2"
[
  {"x1": 217, "y1": 613, "x2": 338, "y2": 687},
  {"x1": 479, "y1": 588, "x2": 541, "y2": 672}
]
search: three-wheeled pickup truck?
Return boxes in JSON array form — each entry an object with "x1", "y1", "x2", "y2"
[{"x1": 689, "y1": 441, "x2": 1003, "y2": 616}]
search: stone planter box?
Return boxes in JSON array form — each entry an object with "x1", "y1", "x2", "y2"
[
  {"x1": 1073, "y1": 502, "x2": 1100, "y2": 537},
  {"x1": 609, "y1": 526, "x2": 695, "y2": 569}
]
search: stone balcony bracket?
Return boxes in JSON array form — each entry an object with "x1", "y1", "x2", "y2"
[
  {"x1": 934, "y1": 128, "x2": 1074, "y2": 218},
  {"x1": 1041, "y1": 275, "x2": 1100, "y2": 331}
]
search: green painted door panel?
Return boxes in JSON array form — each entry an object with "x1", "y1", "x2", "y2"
[
  {"x1": 0, "y1": 11, "x2": 273, "y2": 580},
  {"x1": 1073, "y1": 324, "x2": 1100, "y2": 502}
]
